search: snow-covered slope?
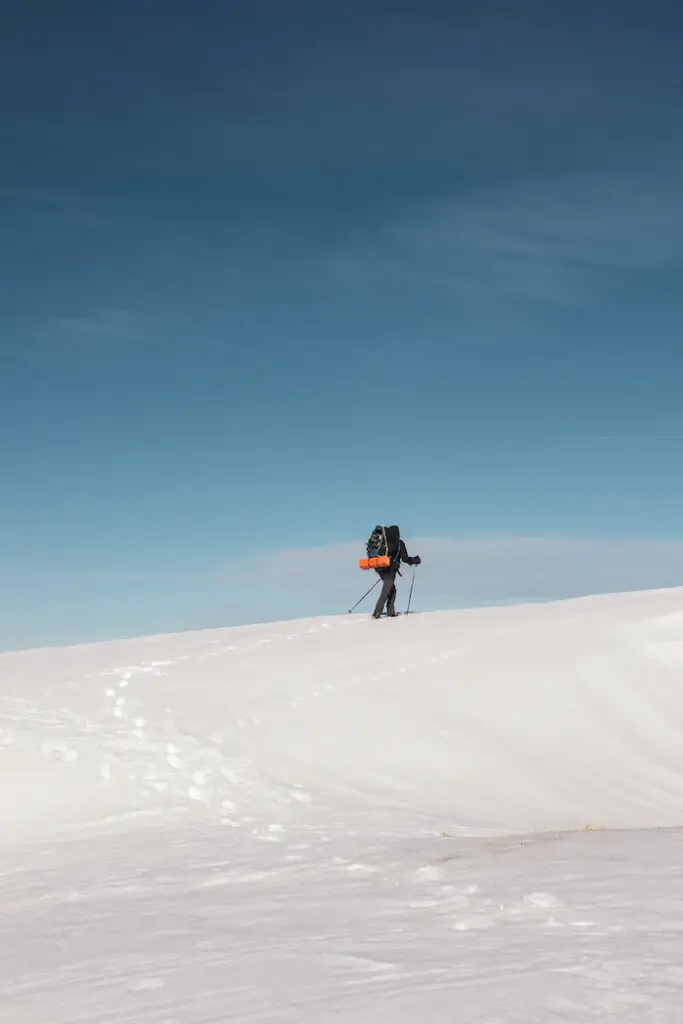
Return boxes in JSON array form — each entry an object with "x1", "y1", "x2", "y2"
[{"x1": 2, "y1": 588, "x2": 683, "y2": 1021}]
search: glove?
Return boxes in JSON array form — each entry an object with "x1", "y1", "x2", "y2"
[{"x1": 411, "y1": 556, "x2": 421, "y2": 566}]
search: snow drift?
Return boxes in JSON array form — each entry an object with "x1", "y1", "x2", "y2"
[
  {"x1": 2, "y1": 587, "x2": 683, "y2": 1022},
  {"x1": 2, "y1": 586, "x2": 683, "y2": 840}
]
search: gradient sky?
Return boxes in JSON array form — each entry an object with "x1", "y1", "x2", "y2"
[{"x1": 2, "y1": 0, "x2": 683, "y2": 650}]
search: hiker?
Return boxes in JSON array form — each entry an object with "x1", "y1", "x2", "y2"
[{"x1": 366, "y1": 525, "x2": 421, "y2": 618}]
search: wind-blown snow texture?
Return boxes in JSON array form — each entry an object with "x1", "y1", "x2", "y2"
[{"x1": 2, "y1": 588, "x2": 683, "y2": 1021}]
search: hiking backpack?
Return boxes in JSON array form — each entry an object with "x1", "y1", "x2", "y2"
[{"x1": 359, "y1": 524, "x2": 401, "y2": 570}]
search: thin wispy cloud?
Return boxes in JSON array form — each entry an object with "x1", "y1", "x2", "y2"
[
  {"x1": 23, "y1": 307, "x2": 158, "y2": 366},
  {"x1": 598, "y1": 435, "x2": 683, "y2": 442},
  {"x1": 0, "y1": 187, "x2": 131, "y2": 241},
  {"x1": 56, "y1": 308, "x2": 143, "y2": 339},
  {"x1": 325, "y1": 161, "x2": 683, "y2": 310},
  {"x1": 0, "y1": 185, "x2": 131, "y2": 211},
  {"x1": 13, "y1": 304, "x2": 256, "y2": 370},
  {"x1": 221, "y1": 535, "x2": 683, "y2": 616}
]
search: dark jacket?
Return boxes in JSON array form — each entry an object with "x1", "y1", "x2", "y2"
[{"x1": 377, "y1": 537, "x2": 420, "y2": 578}]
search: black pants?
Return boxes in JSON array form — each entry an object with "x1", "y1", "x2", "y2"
[{"x1": 373, "y1": 568, "x2": 397, "y2": 616}]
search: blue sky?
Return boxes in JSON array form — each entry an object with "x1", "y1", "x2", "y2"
[{"x1": 2, "y1": 0, "x2": 683, "y2": 649}]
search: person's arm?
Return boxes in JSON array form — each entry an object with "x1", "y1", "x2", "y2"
[{"x1": 399, "y1": 539, "x2": 421, "y2": 566}]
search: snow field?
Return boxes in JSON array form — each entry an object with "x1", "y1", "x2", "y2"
[{"x1": 1, "y1": 587, "x2": 683, "y2": 1020}]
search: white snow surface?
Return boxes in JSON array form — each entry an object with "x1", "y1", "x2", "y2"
[{"x1": 2, "y1": 588, "x2": 683, "y2": 1021}]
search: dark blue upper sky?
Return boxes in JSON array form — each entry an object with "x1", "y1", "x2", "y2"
[{"x1": 2, "y1": 0, "x2": 683, "y2": 647}]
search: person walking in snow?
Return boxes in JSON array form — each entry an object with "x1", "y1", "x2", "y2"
[{"x1": 368, "y1": 525, "x2": 421, "y2": 618}]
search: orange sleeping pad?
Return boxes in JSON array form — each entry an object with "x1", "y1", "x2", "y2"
[{"x1": 359, "y1": 556, "x2": 391, "y2": 570}]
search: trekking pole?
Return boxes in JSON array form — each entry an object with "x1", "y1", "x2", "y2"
[
  {"x1": 406, "y1": 567, "x2": 417, "y2": 615},
  {"x1": 348, "y1": 576, "x2": 381, "y2": 613}
]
